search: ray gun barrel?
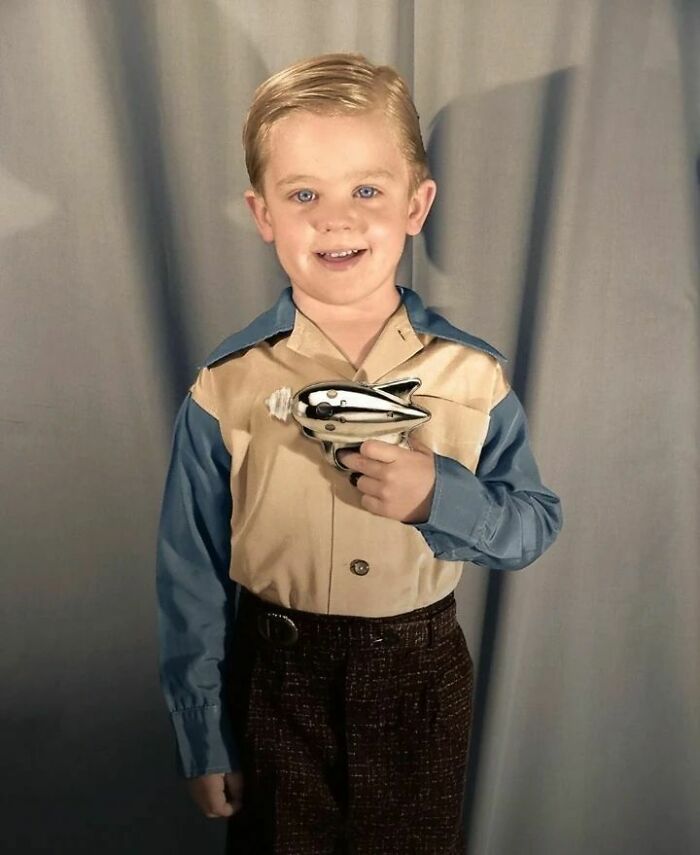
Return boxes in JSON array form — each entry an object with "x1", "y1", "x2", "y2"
[{"x1": 265, "y1": 377, "x2": 431, "y2": 471}]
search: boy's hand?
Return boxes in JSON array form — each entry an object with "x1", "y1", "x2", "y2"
[
  {"x1": 186, "y1": 771, "x2": 243, "y2": 819},
  {"x1": 338, "y1": 438, "x2": 436, "y2": 524}
]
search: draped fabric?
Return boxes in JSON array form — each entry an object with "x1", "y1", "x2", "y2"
[{"x1": 2, "y1": 2, "x2": 698, "y2": 852}]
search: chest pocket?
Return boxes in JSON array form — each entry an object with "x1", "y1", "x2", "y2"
[{"x1": 411, "y1": 395, "x2": 491, "y2": 474}]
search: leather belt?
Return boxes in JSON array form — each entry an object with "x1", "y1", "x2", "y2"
[{"x1": 244, "y1": 593, "x2": 457, "y2": 650}]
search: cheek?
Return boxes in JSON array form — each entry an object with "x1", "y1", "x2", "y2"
[
  {"x1": 374, "y1": 224, "x2": 408, "y2": 254},
  {"x1": 275, "y1": 218, "x2": 306, "y2": 250},
  {"x1": 372, "y1": 209, "x2": 407, "y2": 234},
  {"x1": 362, "y1": 220, "x2": 394, "y2": 244}
]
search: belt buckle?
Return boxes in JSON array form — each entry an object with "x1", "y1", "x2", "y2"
[{"x1": 257, "y1": 612, "x2": 299, "y2": 647}]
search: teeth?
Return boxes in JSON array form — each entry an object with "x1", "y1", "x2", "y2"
[{"x1": 321, "y1": 249, "x2": 360, "y2": 258}]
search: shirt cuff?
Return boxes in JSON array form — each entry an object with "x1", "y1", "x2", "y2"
[
  {"x1": 412, "y1": 452, "x2": 496, "y2": 549},
  {"x1": 170, "y1": 704, "x2": 240, "y2": 778}
]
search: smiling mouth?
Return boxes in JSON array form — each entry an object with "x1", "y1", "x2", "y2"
[
  {"x1": 315, "y1": 249, "x2": 366, "y2": 258},
  {"x1": 313, "y1": 249, "x2": 367, "y2": 269}
]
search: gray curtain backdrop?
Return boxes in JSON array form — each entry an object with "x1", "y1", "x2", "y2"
[{"x1": 2, "y1": 1, "x2": 698, "y2": 852}]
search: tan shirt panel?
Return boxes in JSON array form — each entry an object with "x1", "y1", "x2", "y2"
[{"x1": 189, "y1": 303, "x2": 510, "y2": 617}]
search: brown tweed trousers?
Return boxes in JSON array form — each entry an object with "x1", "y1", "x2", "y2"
[{"x1": 225, "y1": 587, "x2": 474, "y2": 855}]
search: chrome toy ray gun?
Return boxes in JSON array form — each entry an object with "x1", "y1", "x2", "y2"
[{"x1": 265, "y1": 378, "x2": 431, "y2": 471}]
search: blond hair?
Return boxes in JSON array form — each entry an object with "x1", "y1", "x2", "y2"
[{"x1": 242, "y1": 52, "x2": 432, "y2": 200}]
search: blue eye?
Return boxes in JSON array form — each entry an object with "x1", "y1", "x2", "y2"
[{"x1": 291, "y1": 186, "x2": 380, "y2": 203}]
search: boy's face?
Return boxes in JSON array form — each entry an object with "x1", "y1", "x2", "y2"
[{"x1": 244, "y1": 109, "x2": 437, "y2": 312}]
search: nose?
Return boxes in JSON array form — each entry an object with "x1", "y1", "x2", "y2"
[{"x1": 315, "y1": 199, "x2": 358, "y2": 232}]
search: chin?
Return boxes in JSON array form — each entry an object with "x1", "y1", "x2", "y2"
[
  {"x1": 290, "y1": 265, "x2": 397, "y2": 307},
  {"x1": 298, "y1": 287, "x2": 360, "y2": 306}
]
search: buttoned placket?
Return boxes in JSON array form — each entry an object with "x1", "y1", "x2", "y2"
[{"x1": 284, "y1": 306, "x2": 429, "y2": 613}]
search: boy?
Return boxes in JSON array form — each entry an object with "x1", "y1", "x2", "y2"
[{"x1": 155, "y1": 52, "x2": 562, "y2": 854}]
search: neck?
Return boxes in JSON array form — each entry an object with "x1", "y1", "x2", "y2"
[
  {"x1": 291, "y1": 284, "x2": 402, "y2": 329},
  {"x1": 291, "y1": 285, "x2": 403, "y2": 369}
]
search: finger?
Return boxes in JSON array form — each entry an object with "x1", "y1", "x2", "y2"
[
  {"x1": 338, "y1": 450, "x2": 361, "y2": 469},
  {"x1": 360, "y1": 493, "x2": 386, "y2": 516},
  {"x1": 352, "y1": 473, "x2": 384, "y2": 498},
  {"x1": 335, "y1": 448, "x2": 367, "y2": 469},
  {"x1": 204, "y1": 792, "x2": 234, "y2": 819},
  {"x1": 336, "y1": 449, "x2": 354, "y2": 467},
  {"x1": 346, "y1": 456, "x2": 386, "y2": 480},
  {"x1": 194, "y1": 774, "x2": 233, "y2": 819},
  {"x1": 336, "y1": 445, "x2": 365, "y2": 467},
  {"x1": 360, "y1": 439, "x2": 402, "y2": 463}
]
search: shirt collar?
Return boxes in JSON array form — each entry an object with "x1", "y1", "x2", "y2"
[
  {"x1": 284, "y1": 300, "x2": 426, "y2": 384},
  {"x1": 202, "y1": 285, "x2": 507, "y2": 367}
]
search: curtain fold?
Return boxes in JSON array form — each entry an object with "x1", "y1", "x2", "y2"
[{"x1": 2, "y1": 1, "x2": 698, "y2": 852}]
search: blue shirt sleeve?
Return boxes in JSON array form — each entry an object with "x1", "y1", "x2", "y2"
[
  {"x1": 412, "y1": 388, "x2": 563, "y2": 569},
  {"x1": 155, "y1": 391, "x2": 241, "y2": 777}
]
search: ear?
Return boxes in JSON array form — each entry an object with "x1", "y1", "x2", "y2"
[
  {"x1": 244, "y1": 189, "x2": 275, "y2": 244},
  {"x1": 405, "y1": 179, "x2": 437, "y2": 237}
]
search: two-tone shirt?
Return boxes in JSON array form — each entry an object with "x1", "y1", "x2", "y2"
[{"x1": 155, "y1": 285, "x2": 563, "y2": 777}]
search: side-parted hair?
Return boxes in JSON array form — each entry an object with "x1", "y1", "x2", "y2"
[{"x1": 242, "y1": 52, "x2": 432, "y2": 201}]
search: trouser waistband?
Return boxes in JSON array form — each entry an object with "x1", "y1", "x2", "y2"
[{"x1": 237, "y1": 588, "x2": 457, "y2": 650}]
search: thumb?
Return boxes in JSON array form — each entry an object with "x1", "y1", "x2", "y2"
[{"x1": 208, "y1": 782, "x2": 234, "y2": 818}]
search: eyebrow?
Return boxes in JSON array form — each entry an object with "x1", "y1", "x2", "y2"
[{"x1": 276, "y1": 168, "x2": 396, "y2": 189}]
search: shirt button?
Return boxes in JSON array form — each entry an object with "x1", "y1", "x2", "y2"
[{"x1": 350, "y1": 559, "x2": 370, "y2": 576}]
